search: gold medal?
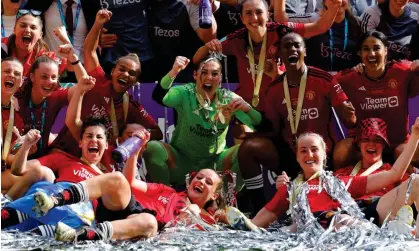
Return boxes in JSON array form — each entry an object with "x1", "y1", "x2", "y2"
[
  {"x1": 247, "y1": 33, "x2": 266, "y2": 110},
  {"x1": 252, "y1": 95, "x2": 259, "y2": 107}
]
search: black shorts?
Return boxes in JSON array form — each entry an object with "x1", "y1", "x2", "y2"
[
  {"x1": 269, "y1": 136, "x2": 300, "y2": 179},
  {"x1": 359, "y1": 198, "x2": 381, "y2": 225},
  {"x1": 95, "y1": 195, "x2": 144, "y2": 223},
  {"x1": 313, "y1": 210, "x2": 345, "y2": 229}
]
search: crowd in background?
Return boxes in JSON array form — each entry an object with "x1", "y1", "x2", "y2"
[{"x1": 3, "y1": 0, "x2": 417, "y2": 83}]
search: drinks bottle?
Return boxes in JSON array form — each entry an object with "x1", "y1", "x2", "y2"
[
  {"x1": 112, "y1": 136, "x2": 142, "y2": 163},
  {"x1": 199, "y1": 0, "x2": 212, "y2": 29}
]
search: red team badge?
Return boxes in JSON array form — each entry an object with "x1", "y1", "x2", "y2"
[
  {"x1": 306, "y1": 90, "x2": 316, "y2": 100},
  {"x1": 388, "y1": 79, "x2": 398, "y2": 89}
]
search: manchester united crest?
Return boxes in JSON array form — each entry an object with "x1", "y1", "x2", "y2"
[
  {"x1": 306, "y1": 90, "x2": 316, "y2": 100},
  {"x1": 388, "y1": 79, "x2": 397, "y2": 89}
]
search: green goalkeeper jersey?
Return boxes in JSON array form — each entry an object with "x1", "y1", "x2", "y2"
[{"x1": 160, "y1": 74, "x2": 261, "y2": 159}]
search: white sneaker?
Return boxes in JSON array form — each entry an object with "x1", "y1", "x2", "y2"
[
  {"x1": 1, "y1": 195, "x2": 11, "y2": 208},
  {"x1": 33, "y1": 192, "x2": 55, "y2": 216},
  {"x1": 387, "y1": 205, "x2": 414, "y2": 236},
  {"x1": 225, "y1": 206, "x2": 264, "y2": 233},
  {"x1": 55, "y1": 222, "x2": 76, "y2": 242}
]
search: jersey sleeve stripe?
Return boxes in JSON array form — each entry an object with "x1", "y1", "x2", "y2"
[
  {"x1": 308, "y1": 69, "x2": 333, "y2": 81},
  {"x1": 224, "y1": 27, "x2": 247, "y2": 41},
  {"x1": 360, "y1": 13, "x2": 371, "y2": 32}
]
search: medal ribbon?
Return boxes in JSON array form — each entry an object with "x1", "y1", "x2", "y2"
[
  {"x1": 283, "y1": 66, "x2": 308, "y2": 137},
  {"x1": 289, "y1": 170, "x2": 323, "y2": 213},
  {"x1": 2, "y1": 102, "x2": 15, "y2": 161},
  {"x1": 1, "y1": 15, "x2": 5, "y2": 38},
  {"x1": 195, "y1": 90, "x2": 214, "y2": 115},
  {"x1": 110, "y1": 92, "x2": 129, "y2": 140},
  {"x1": 247, "y1": 32, "x2": 267, "y2": 106},
  {"x1": 194, "y1": 88, "x2": 223, "y2": 159},
  {"x1": 350, "y1": 160, "x2": 383, "y2": 177},
  {"x1": 80, "y1": 157, "x2": 104, "y2": 175},
  {"x1": 56, "y1": 0, "x2": 82, "y2": 44},
  {"x1": 29, "y1": 99, "x2": 46, "y2": 150}
]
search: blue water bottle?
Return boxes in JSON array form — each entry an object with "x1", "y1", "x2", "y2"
[
  {"x1": 112, "y1": 136, "x2": 143, "y2": 163},
  {"x1": 199, "y1": 0, "x2": 212, "y2": 29}
]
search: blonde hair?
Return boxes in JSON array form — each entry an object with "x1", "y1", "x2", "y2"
[
  {"x1": 194, "y1": 169, "x2": 226, "y2": 210},
  {"x1": 296, "y1": 132, "x2": 328, "y2": 166}
]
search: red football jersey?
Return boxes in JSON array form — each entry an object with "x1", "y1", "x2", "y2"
[
  {"x1": 1, "y1": 37, "x2": 67, "y2": 77},
  {"x1": 51, "y1": 66, "x2": 158, "y2": 158},
  {"x1": 221, "y1": 22, "x2": 305, "y2": 111},
  {"x1": 17, "y1": 86, "x2": 69, "y2": 157},
  {"x1": 38, "y1": 151, "x2": 102, "y2": 184},
  {"x1": 334, "y1": 163, "x2": 409, "y2": 201},
  {"x1": 335, "y1": 61, "x2": 419, "y2": 148},
  {"x1": 1, "y1": 107, "x2": 25, "y2": 154},
  {"x1": 265, "y1": 175, "x2": 368, "y2": 216},
  {"x1": 264, "y1": 67, "x2": 348, "y2": 152},
  {"x1": 132, "y1": 183, "x2": 189, "y2": 225}
]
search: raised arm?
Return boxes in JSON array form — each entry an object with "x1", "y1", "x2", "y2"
[
  {"x1": 11, "y1": 129, "x2": 41, "y2": 176},
  {"x1": 187, "y1": 0, "x2": 220, "y2": 42},
  {"x1": 57, "y1": 44, "x2": 89, "y2": 100},
  {"x1": 302, "y1": 0, "x2": 342, "y2": 38},
  {"x1": 84, "y1": 10, "x2": 113, "y2": 72},
  {"x1": 193, "y1": 39, "x2": 222, "y2": 64},
  {"x1": 122, "y1": 129, "x2": 150, "y2": 193},
  {"x1": 275, "y1": 0, "x2": 319, "y2": 24},
  {"x1": 65, "y1": 76, "x2": 96, "y2": 142},
  {"x1": 152, "y1": 56, "x2": 190, "y2": 107},
  {"x1": 58, "y1": 44, "x2": 88, "y2": 82},
  {"x1": 366, "y1": 118, "x2": 419, "y2": 193},
  {"x1": 193, "y1": 46, "x2": 211, "y2": 64},
  {"x1": 274, "y1": 0, "x2": 288, "y2": 23},
  {"x1": 52, "y1": 26, "x2": 76, "y2": 74}
]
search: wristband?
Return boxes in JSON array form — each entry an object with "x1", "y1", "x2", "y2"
[
  {"x1": 71, "y1": 60, "x2": 80, "y2": 65},
  {"x1": 11, "y1": 142, "x2": 23, "y2": 152}
]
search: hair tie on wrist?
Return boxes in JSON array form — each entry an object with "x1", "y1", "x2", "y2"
[{"x1": 71, "y1": 60, "x2": 80, "y2": 65}]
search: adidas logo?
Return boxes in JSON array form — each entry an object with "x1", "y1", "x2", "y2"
[
  {"x1": 282, "y1": 98, "x2": 286, "y2": 104},
  {"x1": 358, "y1": 86, "x2": 366, "y2": 91},
  {"x1": 104, "y1": 97, "x2": 110, "y2": 103}
]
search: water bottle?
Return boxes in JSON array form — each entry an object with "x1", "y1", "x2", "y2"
[
  {"x1": 112, "y1": 136, "x2": 143, "y2": 164},
  {"x1": 199, "y1": 0, "x2": 212, "y2": 29}
]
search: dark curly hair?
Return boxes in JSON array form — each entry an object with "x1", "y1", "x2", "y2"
[{"x1": 80, "y1": 116, "x2": 108, "y2": 140}]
